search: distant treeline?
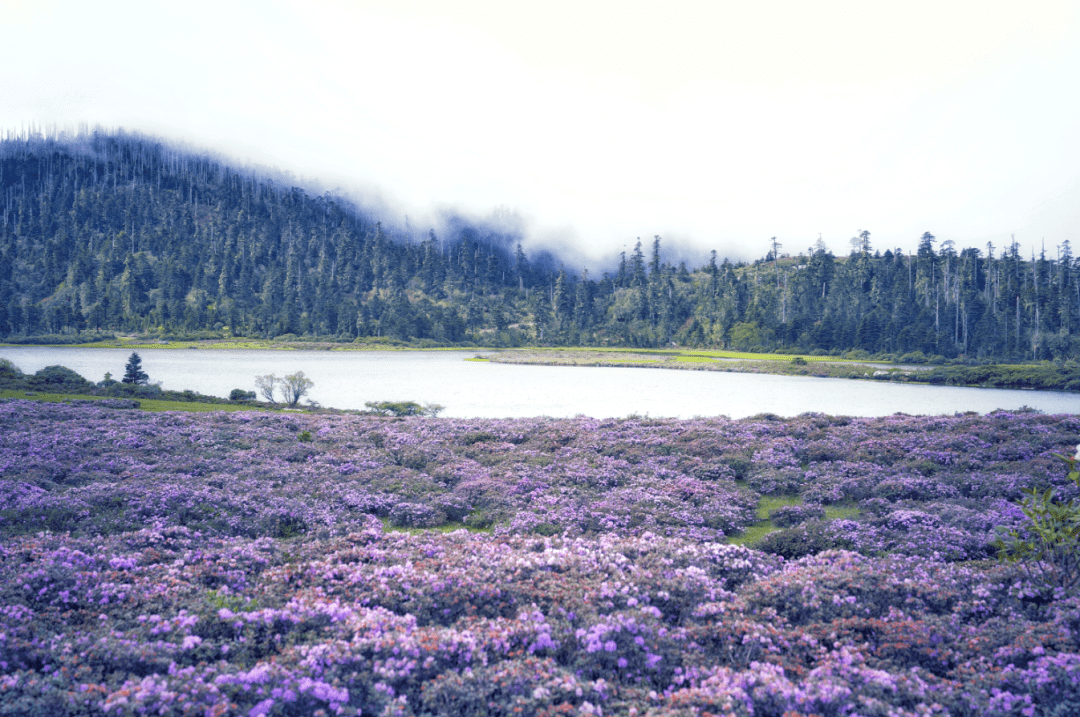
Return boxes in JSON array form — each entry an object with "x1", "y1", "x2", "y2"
[{"x1": 1, "y1": 130, "x2": 1077, "y2": 361}]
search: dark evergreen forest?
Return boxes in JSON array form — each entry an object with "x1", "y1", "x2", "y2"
[{"x1": 1, "y1": 131, "x2": 1077, "y2": 361}]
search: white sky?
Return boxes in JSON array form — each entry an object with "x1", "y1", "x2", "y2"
[{"x1": 3, "y1": 0, "x2": 1079, "y2": 264}]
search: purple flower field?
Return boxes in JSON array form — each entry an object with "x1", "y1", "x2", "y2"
[{"x1": 1, "y1": 400, "x2": 1079, "y2": 716}]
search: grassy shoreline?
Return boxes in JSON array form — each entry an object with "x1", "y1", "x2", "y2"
[
  {"x1": 0, "y1": 388, "x2": 292, "y2": 413},
  {"x1": 0, "y1": 334, "x2": 1039, "y2": 365},
  {"x1": 474, "y1": 348, "x2": 1080, "y2": 392},
  {"x1": 0, "y1": 336, "x2": 467, "y2": 351},
  {"x1": 3, "y1": 337, "x2": 1076, "y2": 392}
]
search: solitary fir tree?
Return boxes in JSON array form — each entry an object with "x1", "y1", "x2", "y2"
[{"x1": 122, "y1": 352, "x2": 149, "y2": 385}]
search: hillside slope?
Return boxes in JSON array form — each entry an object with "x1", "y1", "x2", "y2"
[{"x1": 1, "y1": 130, "x2": 1077, "y2": 360}]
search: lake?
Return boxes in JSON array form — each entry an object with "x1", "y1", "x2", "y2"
[{"x1": 1, "y1": 347, "x2": 1076, "y2": 418}]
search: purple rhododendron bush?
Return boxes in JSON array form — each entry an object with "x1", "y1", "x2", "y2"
[{"x1": 1, "y1": 400, "x2": 1079, "y2": 716}]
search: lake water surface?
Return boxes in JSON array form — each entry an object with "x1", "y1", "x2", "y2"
[{"x1": 1, "y1": 347, "x2": 1076, "y2": 418}]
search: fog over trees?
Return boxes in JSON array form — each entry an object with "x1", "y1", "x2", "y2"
[{"x1": 1, "y1": 130, "x2": 1077, "y2": 360}]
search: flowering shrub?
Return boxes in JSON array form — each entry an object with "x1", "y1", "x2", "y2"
[
  {"x1": 1, "y1": 401, "x2": 1079, "y2": 714},
  {"x1": 389, "y1": 501, "x2": 446, "y2": 528},
  {"x1": 996, "y1": 446, "x2": 1080, "y2": 592},
  {"x1": 754, "y1": 520, "x2": 856, "y2": 559},
  {"x1": 769, "y1": 504, "x2": 826, "y2": 527},
  {"x1": 3, "y1": 402, "x2": 1076, "y2": 552},
  {"x1": 2, "y1": 526, "x2": 1078, "y2": 716}
]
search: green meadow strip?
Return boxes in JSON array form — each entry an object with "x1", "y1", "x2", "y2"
[
  {"x1": 824, "y1": 504, "x2": 861, "y2": 521},
  {"x1": 0, "y1": 389, "x2": 279, "y2": 413},
  {"x1": 724, "y1": 494, "x2": 803, "y2": 546}
]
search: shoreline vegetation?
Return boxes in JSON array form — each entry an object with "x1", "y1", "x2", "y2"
[
  {"x1": 479, "y1": 348, "x2": 1080, "y2": 392},
  {"x1": 0, "y1": 354, "x2": 432, "y2": 416},
  {"x1": 3, "y1": 333, "x2": 1078, "y2": 394}
]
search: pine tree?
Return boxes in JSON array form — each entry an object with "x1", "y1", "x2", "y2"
[
  {"x1": 630, "y1": 240, "x2": 647, "y2": 287},
  {"x1": 121, "y1": 352, "x2": 149, "y2": 385}
]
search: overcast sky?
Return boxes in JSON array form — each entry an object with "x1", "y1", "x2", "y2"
[{"x1": 3, "y1": 0, "x2": 1079, "y2": 264}]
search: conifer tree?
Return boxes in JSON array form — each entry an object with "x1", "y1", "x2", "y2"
[{"x1": 121, "y1": 352, "x2": 148, "y2": 385}]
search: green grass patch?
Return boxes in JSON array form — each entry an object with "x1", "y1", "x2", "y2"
[
  {"x1": 0, "y1": 389, "x2": 87, "y2": 404},
  {"x1": 726, "y1": 494, "x2": 804, "y2": 547},
  {"x1": 0, "y1": 389, "x2": 277, "y2": 413},
  {"x1": 114, "y1": 341, "x2": 285, "y2": 350},
  {"x1": 211, "y1": 341, "x2": 296, "y2": 350},
  {"x1": 134, "y1": 399, "x2": 268, "y2": 413},
  {"x1": 516, "y1": 347, "x2": 676, "y2": 357},
  {"x1": 490, "y1": 346, "x2": 868, "y2": 364},
  {"x1": 685, "y1": 350, "x2": 847, "y2": 363},
  {"x1": 727, "y1": 501, "x2": 861, "y2": 547},
  {"x1": 755, "y1": 494, "x2": 803, "y2": 520},
  {"x1": 824, "y1": 504, "x2": 860, "y2": 520},
  {"x1": 726, "y1": 522, "x2": 781, "y2": 547},
  {"x1": 579, "y1": 358, "x2": 655, "y2": 364}
]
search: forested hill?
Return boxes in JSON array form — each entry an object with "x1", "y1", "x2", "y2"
[{"x1": 1, "y1": 131, "x2": 1077, "y2": 361}]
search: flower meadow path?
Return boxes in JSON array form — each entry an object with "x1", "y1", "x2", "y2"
[{"x1": 1, "y1": 400, "x2": 1079, "y2": 716}]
